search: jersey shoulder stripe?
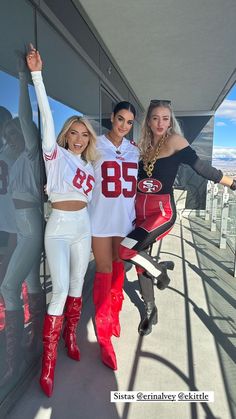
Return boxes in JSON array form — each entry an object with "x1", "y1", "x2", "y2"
[
  {"x1": 44, "y1": 145, "x2": 58, "y2": 161},
  {"x1": 130, "y1": 139, "x2": 138, "y2": 147}
]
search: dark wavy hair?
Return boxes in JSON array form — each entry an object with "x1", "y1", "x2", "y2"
[{"x1": 113, "y1": 101, "x2": 136, "y2": 118}]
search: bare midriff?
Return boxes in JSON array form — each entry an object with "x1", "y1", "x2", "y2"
[{"x1": 52, "y1": 200, "x2": 87, "y2": 211}]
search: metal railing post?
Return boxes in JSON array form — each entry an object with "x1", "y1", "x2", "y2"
[
  {"x1": 205, "y1": 181, "x2": 212, "y2": 221},
  {"x1": 210, "y1": 184, "x2": 218, "y2": 232},
  {"x1": 219, "y1": 187, "x2": 229, "y2": 249},
  {"x1": 234, "y1": 251, "x2": 236, "y2": 278}
]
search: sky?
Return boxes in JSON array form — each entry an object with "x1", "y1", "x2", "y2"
[{"x1": 213, "y1": 83, "x2": 236, "y2": 159}]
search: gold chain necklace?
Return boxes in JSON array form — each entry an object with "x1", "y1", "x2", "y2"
[{"x1": 143, "y1": 134, "x2": 168, "y2": 177}]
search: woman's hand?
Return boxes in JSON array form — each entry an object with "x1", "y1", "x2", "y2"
[{"x1": 26, "y1": 43, "x2": 42, "y2": 72}]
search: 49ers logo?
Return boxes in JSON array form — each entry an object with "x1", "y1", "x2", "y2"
[{"x1": 138, "y1": 178, "x2": 162, "y2": 193}]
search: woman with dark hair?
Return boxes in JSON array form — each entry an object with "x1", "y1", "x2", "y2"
[
  {"x1": 89, "y1": 101, "x2": 139, "y2": 370},
  {"x1": 0, "y1": 106, "x2": 12, "y2": 145},
  {"x1": 26, "y1": 45, "x2": 97, "y2": 397},
  {"x1": 119, "y1": 99, "x2": 236, "y2": 336}
]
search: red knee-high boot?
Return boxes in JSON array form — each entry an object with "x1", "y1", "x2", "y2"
[
  {"x1": 0, "y1": 295, "x2": 5, "y2": 332},
  {"x1": 22, "y1": 281, "x2": 30, "y2": 324},
  {"x1": 111, "y1": 260, "x2": 125, "y2": 337},
  {"x1": 40, "y1": 314, "x2": 64, "y2": 397},
  {"x1": 26, "y1": 292, "x2": 45, "y2": 352},
  {"x1": 62, "y1": 296, "x2": 82, "y2": 361},
  {"x1": 93, "y1": 272, "x2": 117, "y2": 370}
]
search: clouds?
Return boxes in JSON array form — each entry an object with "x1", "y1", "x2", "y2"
[
  {"x1": 214, "y1": 90, "x2": 236, "y2": 149},
  {"x1": 215, "y1": 121, "x2": 226, "y2": 127},
  {"x1": 215, "y1": 99, "x2": 236, "y2": 125},
  {"x1": 213, "y1": 146, "x2": 236, "y2": 159}
]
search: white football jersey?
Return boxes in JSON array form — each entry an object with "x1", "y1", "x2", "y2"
[
  {"x1": 44, "y1": 145, "x2": 95, "y2": 203},
  {"x1": 31, "y1": 71, "x2": 95, "y2": 203},
  {"x1": 89, "y1": 135, "x2": 139, "y2": 236}
]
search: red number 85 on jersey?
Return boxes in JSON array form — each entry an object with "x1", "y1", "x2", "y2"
[
  {"x1": 101, "y1": 161, "x2": 137, "y2": 198},
  {"x1": 73, "y1": 168, "x2": 95, "y2": 196}
]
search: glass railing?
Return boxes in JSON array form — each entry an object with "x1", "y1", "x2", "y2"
[{"x1": 202, "y1": 181, "x2": 236, "y2": 276}]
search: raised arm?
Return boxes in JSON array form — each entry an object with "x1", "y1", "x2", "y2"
[{"x1": 26, "y1": 44, "x2": 56, "y2": 154}]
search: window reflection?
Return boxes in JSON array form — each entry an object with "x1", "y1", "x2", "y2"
[
  {"x1": 0, "y1": 67, "x2": 44, "y2": 395},
  {"x1": 47, "y1": 96, "x2": 82, "y2": 135},
  {"x1": 101, "y1": 88, "x2": 116, "y2": 135},
  {"x1": 46, "y1": 96, "x2": 99, "y2": 137}
]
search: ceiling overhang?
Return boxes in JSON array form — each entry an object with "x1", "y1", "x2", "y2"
[{"x1": 73, "y1": 0, "x2": 236, "y2": 113}]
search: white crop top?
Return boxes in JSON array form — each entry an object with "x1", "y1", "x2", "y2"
[
  {"x1": 50, "y1": 192, "x2": 87, "y2": 203},
  {"x1": 31, "y1": 71, "x2": 95, "y2": 203}
]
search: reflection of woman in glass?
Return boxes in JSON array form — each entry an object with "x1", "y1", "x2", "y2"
[
  {"x1": 0, "y1": 106, "x2": 16, "y2": 272},
  {"x1": 89, "y1": 101, "x2": 139, "y2": 370},
  {"x1": 26, "y1": 45, "x2": 97, "y2": 397},
  {"x1": 119, "y1": 100, "x2": 236, "y2": 336},
  {"x1": 0, "y1": 106, "x2": 12, "y2": 148},
  {"x1": 0, "y1": 78, "x2": 43, "y2": 387},
  {"x1": 0, "y1": 106, "x2": 15, "y2": 333}
]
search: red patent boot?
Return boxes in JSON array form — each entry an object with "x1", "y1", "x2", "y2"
[
  {"x1": 26, "y1": 292, "x2": 45, "y2": 352},
  {"x1": 22, "y1": 281, "x2": 30, "y2": 324},
  {"x1": 93, "y1": 272, "x2": 117, "y2": 370},
  {"x1": 40, "y1": 314, "x2": 64, "y2": 397},
  {"x1": 62, "y1": 296, "x2": 82, "y2": 361},
  {"x1": 111, "y1": 261, "x2": 125, "y2": 337},
  {"x1": 0, "y1": 295, "x2": 5, "y2": 332}
]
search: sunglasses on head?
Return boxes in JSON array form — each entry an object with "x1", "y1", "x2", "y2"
[{"x1": 150, "y1": 99, "x2": 171, "y2": 106}]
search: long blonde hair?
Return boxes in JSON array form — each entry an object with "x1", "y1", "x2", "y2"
[
  {"x1": 57, "y1": 115, "x2": 97, "y2": 162},
  {"x1": 139, "y1": 101, "x2": 183, "y2": 157}
]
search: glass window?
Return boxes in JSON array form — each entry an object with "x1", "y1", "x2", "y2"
[
  {"x1": 37, "y1": 13, "x2": 100, "y2": 119},
  {"x1": 0, "y1": 69, "x2": 44, "y2": 400},
  {"x1": 47, "y1": 96, "x2": 82, "y2": 136},
  {"x1": 101, "y1": 88, "x2": 117, "y2": 135}
]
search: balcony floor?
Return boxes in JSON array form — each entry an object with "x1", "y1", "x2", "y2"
[{"x1": 6, "y1": 213, "x2": 236, "y2": 419}]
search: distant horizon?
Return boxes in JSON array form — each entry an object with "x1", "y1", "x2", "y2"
[{"x1": 212, "y1": 145, "x2": 236, "y2": 159}]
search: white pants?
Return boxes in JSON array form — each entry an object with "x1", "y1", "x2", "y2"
[{"x1": 45, "y1": 207, "x2": 91, "y2": 315}]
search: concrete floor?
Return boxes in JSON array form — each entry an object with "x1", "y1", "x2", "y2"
[{"x1": 6, "y1": 213, "x2": 236, "y2": 419}]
